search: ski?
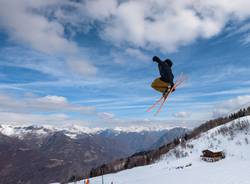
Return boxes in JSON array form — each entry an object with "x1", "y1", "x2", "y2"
[
  {"x1": 147, "y1": 74, "x2": 187, "y2": 115},
  {"x1": 154, "y1": 79, "x2": 178, "y2": 116},
  {"x1": 146, "y1": 95, "x2": 165, "y2": 113}
]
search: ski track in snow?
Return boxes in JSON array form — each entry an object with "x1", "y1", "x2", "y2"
[{"x1": 72, "y1": 116, "x2": 250, "y2": 184}]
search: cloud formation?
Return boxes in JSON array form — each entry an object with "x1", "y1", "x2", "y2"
[
  {"x1": 213, "y1": 95, "x2": 250, "y2": 117},
  {"x1": 0, "y1": 93, "x2": 94, "y2": 114},
  {"x1": 0, "y1": 111, "x2": 69, "y2": 126},
  {"x1": 99, "y1": 0, "x2": 250, "y2": 51},
  {"x1": 174, "y1": 111, "x2": 191, "y2": 118},
  {"x1": 1, "y1": 0, "x2": 250, "y2": 54},
  {"x1": 67, "y1": 58, "x2": 97, "y2": 76},
  {"x1": 0, "y1": 92, "x2": 98, "y2": 125},
  {"x1": 98, "y1": 112, "x2": 115, "y2": 121},
  {"x1": 0, "y1": 0, "x2": 97, "y2": 76},
  {"x1": 0, "y1": 0, "x2": 77, "y2": 54}
]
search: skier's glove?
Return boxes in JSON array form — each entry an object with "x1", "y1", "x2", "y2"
[{"x1": 152, "y1": 56, "x2": 160, "y2": 63}]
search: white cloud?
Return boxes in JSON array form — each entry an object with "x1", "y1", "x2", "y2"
[
  {"x1": 238, "y1": 23, "x2": 250, "y2": 44},
  {"x1": 0, "y1": 47, "x2": 99, "y2": 79},
  {"x1": 0, "y1": 112, "x2": 69, "y2": 125},
  {"x1": 0, "y1": 93, "x2": 98, "y2": 125},
  {"x1": 1, "y1": 0, "x2": 250, "y2": 55},
  {"x1": 98, "y1": 112, "x2": 115, "y2": 121},
  {"x1": 0, "y1": 111, "x2": 95, "y2": 127},
  {"x1": 0, "y1": 93, "x2": 94, "y2": 114},
  {"x1": 213, "y1": 95, "x2": 250, "y2": 117},
  {"x1": 198, "y1": 87, "x2": 250, "y2": 97},
  {"x1": 37, "y1": 95, "x2": 67, "y2": 104},
  {"x1": 196, "y1": 65, "x2": 250, "y2": 86},
  {"x1": 241, "y1": 31, "x2": 250, "y2": 44},
  {"x1": 0, "y1": 0, "x2": 77, "y2": 54},
  {"x1": 82, "y1": 0, "x2": 118, "y2": 21},
  {"x1": 174, "y1": 111, "x2": 191, "y2": 118},
  {"x1": 99, "y1": 0, "x2": 250, "y2": 52},
  {"x1": 125, "y1": 48, "x2": 150, "y2": 62},
  {"x1": 0, "y1": 0, "x2": 98, "y2": 77},
  {"x1": 110, "y1": 47, "x2": 151, "y2": 66},
  {"x1": 67, "y1": 59, "x2": 97, "y2": 77}
]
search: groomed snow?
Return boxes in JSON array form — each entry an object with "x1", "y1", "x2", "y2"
[{"x1": 74, "y1": 116, "x2": 250, "y2": 184}]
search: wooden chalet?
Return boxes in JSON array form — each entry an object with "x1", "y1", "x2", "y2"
[{"x1": 200, "y1": 149, "x2": 225, "y2": 162}]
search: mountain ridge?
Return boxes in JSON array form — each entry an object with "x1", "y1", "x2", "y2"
[
  {"x1": 0, "y1": 124, "x2": 182, "y2": 139},
  {"x1": 0, "y1": 124, "x2": 187, "y2": 184}
]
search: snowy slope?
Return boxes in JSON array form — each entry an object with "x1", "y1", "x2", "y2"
[{"x1": 74, "y1": 116, "x2": 250, "y2": 184}]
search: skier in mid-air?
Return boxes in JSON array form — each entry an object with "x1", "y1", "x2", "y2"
[
  {"x1": 148, "y1": 56, "x2": 186, "y2": 115},
  {"x1": 151, "y1": 56, "x2": 175, "y2": 96}
]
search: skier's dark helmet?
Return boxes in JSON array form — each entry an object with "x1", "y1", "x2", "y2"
[{"x1": 164, "y1": 59, "x2": 173, "y2": 67}]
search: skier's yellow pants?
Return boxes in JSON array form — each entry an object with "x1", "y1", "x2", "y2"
[{"x1": 151, "y1": 78, "x2": 170, "y2": 93}]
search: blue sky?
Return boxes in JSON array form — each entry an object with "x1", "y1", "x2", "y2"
[{"x1": 0, "y1": 0, "x2": 250, "y2": 129}]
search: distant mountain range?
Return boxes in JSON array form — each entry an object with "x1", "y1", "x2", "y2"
[{"x1": 0, "y1": 124, "x2": 188, "y2": 184}]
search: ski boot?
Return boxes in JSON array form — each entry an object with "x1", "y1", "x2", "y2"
[{"x1": 162, "y1": 85, "x2": 171, "y2": 96}]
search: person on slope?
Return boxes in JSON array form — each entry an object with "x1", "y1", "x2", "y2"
[{"x1": 151, "y1": 56, "x2": 175, "y2": 96}]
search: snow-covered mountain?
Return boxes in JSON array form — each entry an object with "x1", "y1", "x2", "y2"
[
  {"x1": 0, "y1": 123, "x2": 187, "y2": 184},
  {"x1": 0, "y1": 124, "x2": 102, "y2": 139},
  {"x1": 76, "y1": 116, "x2": 250, "y2": 184},
  {"x1": 0, "y1": 124, "x2": 180, "y2": 139}
]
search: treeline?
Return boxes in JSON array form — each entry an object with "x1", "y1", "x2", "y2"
[
  {"x1": 229, "y1": 107, "x2": 250, "y2": 119},
  {"x1": 185, "y1": 106, "x2": 250, "y2": 140},
  {"x1": 70, "y1": 106, "x2": 250, "y2": 182}
]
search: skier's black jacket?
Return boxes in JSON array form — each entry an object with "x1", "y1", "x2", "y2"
[{"x1": 153, "y1": 56, "x2": 174, "y2": 85}]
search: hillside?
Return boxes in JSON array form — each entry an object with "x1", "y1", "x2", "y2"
[
  {"x1": 78, "y1": 116, "x2": 250, "y2": 184},
  {"x1": 0, "y1": 124, "x2": 186, "y2": 184}
]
